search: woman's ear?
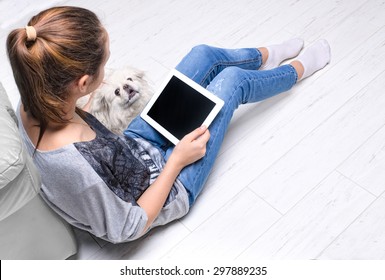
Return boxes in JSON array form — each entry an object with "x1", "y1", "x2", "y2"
[{"x1": 77, "y1": 74, "x2": 91, "y2": 94}]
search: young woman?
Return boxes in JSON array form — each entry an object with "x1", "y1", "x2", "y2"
[{"x1": 7, "y1": 6, "x2": 330, "y2": 243}]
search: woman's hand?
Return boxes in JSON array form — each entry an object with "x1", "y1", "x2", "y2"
[{"x1": 168, "y1": 125, "x2": 211, "y2": 170}]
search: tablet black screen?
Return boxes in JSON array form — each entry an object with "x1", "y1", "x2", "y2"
[{"x1": 147, "y1": 75, "x2": 216, "y2": 140}]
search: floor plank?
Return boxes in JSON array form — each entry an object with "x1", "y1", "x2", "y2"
[
  {"x1": 318, "y1": 193, "x2": 385, "y2": 259},
  {"x1": 89, "y1": 221, "x2": 190, "y2": 260},
  {"x1": 162, "y1": 189, "x2": 281, "y2": 260},
  {"x1": 337, "y1": 124, "x2": 385, "y2": 196},
  {"x1": 238, "y1": 172, "x2": 375, "y2": 259}
]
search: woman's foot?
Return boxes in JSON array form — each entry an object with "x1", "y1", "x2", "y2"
[
  {"x1": 260, "y1": 38, "x2": 304, "y2": 70},
  {"x1": 292, "y1": 39, "x2": 331, "y2": 80}
]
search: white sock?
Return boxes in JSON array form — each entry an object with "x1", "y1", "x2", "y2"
[
  {"x1": 261, "y1": 38, "x2": 304, "y2": 70},
  {"x1": 296, "y1": 39, "x2": 331, "y2": 80}
]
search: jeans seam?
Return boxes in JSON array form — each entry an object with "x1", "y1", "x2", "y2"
[
  {"x1": 287, "y1": 64, "x2": 298, "y2": 83},
  {"x1": 233, "y1": 65, "x2": 297, "y2": 103}
]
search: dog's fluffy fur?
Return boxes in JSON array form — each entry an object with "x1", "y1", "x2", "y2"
[{"x1": 77, "y1": 67, "x2": 153, "y2": 134}]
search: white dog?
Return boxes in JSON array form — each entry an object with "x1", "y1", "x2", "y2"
[{"x1": 78, "y1": 67, "x2": 153, "y2": 134}]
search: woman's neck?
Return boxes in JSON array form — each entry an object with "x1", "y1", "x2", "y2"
[{"x1": 61, "y1": 97, "x2": 78, "y2": 120}]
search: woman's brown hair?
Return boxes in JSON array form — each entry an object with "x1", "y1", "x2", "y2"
[{"x1": 6, "y1": 6, "x2": 106, "y2": 150}]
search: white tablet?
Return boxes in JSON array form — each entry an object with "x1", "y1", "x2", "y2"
[{"x1": 141, "y1": 69, "x2": 224, "y2": 145}]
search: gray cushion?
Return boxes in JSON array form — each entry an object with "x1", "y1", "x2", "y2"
[{"x1": 0, "y1": 83, "x2": 40, "y2": 220}]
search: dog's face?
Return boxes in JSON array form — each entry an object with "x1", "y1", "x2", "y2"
[
  {"x1": 97, "y1": 67, "x2": 146, "y2": 110},
  {"x1": 114, "y1": 77, "x2": 140, "y2": 106}
]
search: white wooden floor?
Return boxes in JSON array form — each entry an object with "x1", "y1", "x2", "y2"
[{"x1": 1, "y1": 0, "x2": 385, "y2": 260}]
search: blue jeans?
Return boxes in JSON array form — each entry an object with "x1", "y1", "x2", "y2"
[{"x1": 124, "y1": 45, "x2": 298, "y2": 206}]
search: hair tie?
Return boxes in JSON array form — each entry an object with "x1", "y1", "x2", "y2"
[{"x1": 25, "y1": 26, "x2": 37, "y2": 41}]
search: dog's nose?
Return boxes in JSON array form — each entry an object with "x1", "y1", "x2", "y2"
[
  {"x1": 123, "y1": 84, "x2": 137, "y2": 102},
  {"x1": 123, "y1": 84, "x2": 136, "y2": 94}
]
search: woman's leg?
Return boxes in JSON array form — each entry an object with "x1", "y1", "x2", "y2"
[
  {"x1": 173, "y1": 64, "x2": 298, "y2": 206},
  {"x1": 124, "y1": 44, "x2": 265, "y2": 150}
]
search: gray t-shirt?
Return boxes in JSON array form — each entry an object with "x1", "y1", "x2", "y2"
[{"x1": 17, "y1": 108, "x2": 189, "y2": 243}]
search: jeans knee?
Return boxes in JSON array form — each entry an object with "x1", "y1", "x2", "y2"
[
  {"x1": 189, "y1": 44, "x2": 216, "y2": 60},
  {"x1": 206, "y1": 66, "x2": 245, "y2": 102}
]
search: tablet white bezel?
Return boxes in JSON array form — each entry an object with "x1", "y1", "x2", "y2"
[{"x1": 140, "y1": 69, "x2": 224, "y2": 145}]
